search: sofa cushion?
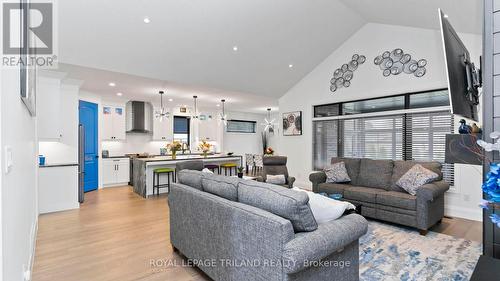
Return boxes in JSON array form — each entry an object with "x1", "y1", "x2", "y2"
[
  {"x1": 344, "y1": 186, "x2": 386, "y2": 203},
  {"x1": 376, "y1": 191, "x2": 417, "y2": 210},
  {"x1": 177, "y1": 170, "x2": 204, "y2": 190},
  {"x1": 324, "y1": 162, "x2": 351, "y2": 183},
  {"x1": 331, "y1": 158, "x2": 361, "y2": 185},
  {"x1": 390, "y1": 160, "x2": 442, "y2": 192},
  {"x1": 396, "y1": 164, "x2": 439, "y2": 196},
  {"x1": 238, "y1": 180, "x2": 318, "y2": 232},
  {"x1": 356, "y1": 159, "x2": 393, "y2": 190},
  {"x1": 201, "y1": 174, "x2": 240, "y2": 201},
  {"x1": 317, "y1": 183, "x2": 350, "y2": 195}
]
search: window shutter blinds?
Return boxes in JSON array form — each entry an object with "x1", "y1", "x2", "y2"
[
  {"x1": 341, "y1": 115, "x2": 404, "y2": 160},
  {"x1": 405, "y1": 111, "x2": 454, "y2": 185},
  {"x1": 313, "y1": 120, "x2": 338, "y2": 170}
]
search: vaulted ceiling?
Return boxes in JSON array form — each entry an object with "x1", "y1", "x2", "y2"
[{"x1": 58, "y1": 0, "x2": 482, "y2": 109}]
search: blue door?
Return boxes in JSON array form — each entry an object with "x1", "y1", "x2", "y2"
[{"x1": 79, "y1": 100, "x2": 99, "y2": 192}]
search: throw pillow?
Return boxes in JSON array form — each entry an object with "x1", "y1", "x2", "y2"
[
  {"x1": 266, "y1": 174, "x2": 286, "y2": 185},
  {"x1": 324, "y1": 162, "x2": 351, "y2": 183},
  {"x1": 396, "y1": 164, "x2": 439, "y2": 196},
  {"x1": 292, "y1": 187, "x2": 355, "y2": 224}
]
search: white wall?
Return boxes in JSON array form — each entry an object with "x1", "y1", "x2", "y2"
[
  {"x1": 1, "y1": 68, "x2": 39, "y2": 280},
  {"x1": 278, "y1": 23, "x2": 483, "y2": 220},
  {"x1": 223, "y1": 111, "x2": 278, "y2": 157}
]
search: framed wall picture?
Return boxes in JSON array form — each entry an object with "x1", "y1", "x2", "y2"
[{"x1": 282, "y1": 111, "x2": 302, "y2": 136}]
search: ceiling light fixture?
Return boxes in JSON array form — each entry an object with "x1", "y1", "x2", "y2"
[
  {"x1": 288, "y1": 64, "x2": 294, "y2": 68},
  {"x1": 116, "y1": 92, "x2": 123, "y2": 96},
  {"x1": 216, "y1": 104, "x2": 220, "y2": 107},
  {"x1": 155, "y1": 90, "x2": 170, "y2": 122},
  {"x1": 233, "y1": 46, "x2": 238, "y2": 51},
  {"x1": 168, "y1": 98, "x2": 173, "y2": 102},
  {"x1": 108, "y1": 82, "x2": 116, "y2": 87},
  {"x1": 143, "y1": 17, "x2": 151, "y2": 24},
  {"x1": 220, "y1": 99, "x2": 227, "y2": 126},
  {"x1": 192, "y1": 95, "x2": 199, "y2": 119},
  {"x1": 262, "y1": 108, "x2": 276, "y2": 134}
]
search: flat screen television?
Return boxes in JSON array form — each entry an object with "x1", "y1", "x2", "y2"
[{"x1": 439, "y1": 9, "x2": 481, "y2": 121}]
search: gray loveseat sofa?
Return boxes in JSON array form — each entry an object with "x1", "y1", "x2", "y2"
[
  {"x1": 169, "y1": 170, "x2": 368, "y2": 281},
  {"x1": 309, "y1": 158, "x2": 450, "y2": 235}
]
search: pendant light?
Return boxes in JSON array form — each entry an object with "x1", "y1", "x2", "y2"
[
  {"x1": 192, "y1": 95, "x2": 199, "y2": 119},
  {"x1": 220, "y1": 99, "x2": 227, "y2": 126},
  {"x1": 262, "y1": 108, "x2": 276, "y2": 133},
  {"x1": 155, "y1": 90, "x2": 170, "y2": 122}
]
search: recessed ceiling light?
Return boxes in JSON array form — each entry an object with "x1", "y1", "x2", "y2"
[
  {"x1": 116, "y1": 92, "x2": 123, "y2": 96},
  {"x1": 288, "y1": 64, "x2": 294, "y2": 68},
  {"x1": 143, "y1": 17, "x2": 151, "y2": 24},
  {"x1": 108, "y1": 82, "x2": 116, "y2": 87},
  {"x1": 233, "y1": 46, "x2": 238, "y2": 51},
  {"x1": 168, "y1": 98, "x2": 173, "y2": 102},
  {"x1": 216, "y1": 104, "x2": 220, "y2": 107},
  {"x1": 444, "y1": 14, "x2": 449, "y2": 18}
]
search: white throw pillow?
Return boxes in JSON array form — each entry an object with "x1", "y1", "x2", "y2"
[
  {"x1": 266, "y1": 174, "x2": 286, "y2": 185},
  {"x1": 292, "y1": 187, "x2": 355, "y2": 224},
  {"x1": 396, "y1": 164, "x2": 439, "y2": 196},
  {"x1": 324, "y1": 162, "x2": 351, "y2": 183},
  {"x1": 202, "y1": 168, "x2": 214, "y2": 174}
]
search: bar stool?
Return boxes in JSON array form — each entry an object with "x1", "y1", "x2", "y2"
[
  {"x1": 220, "y1": 163, "x2": 237, "y2": 176},
  {"x1": 204, "y1": 164, "x2": 220, "y2": 174},
  {"x1": 153, "y1": 168, "x2": 175, "y2": 195}
]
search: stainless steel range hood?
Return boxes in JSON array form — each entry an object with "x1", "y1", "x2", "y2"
[{"x1": 126, "y1": 101, "x2": 153, "y2": 133}]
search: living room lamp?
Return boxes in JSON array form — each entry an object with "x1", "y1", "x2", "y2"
[
  {"x1": 262, "y1": 108, "x2": 276, "y2": 134},
  {"x1": 155, "y1": 90, "x2": 170, "y2": 122},
  {"x1": 220, "y1": 99, "x2": 227, "y2": 126},
  {"x1": 192, "y1": 95, "x2": 199, "y2": 119}
]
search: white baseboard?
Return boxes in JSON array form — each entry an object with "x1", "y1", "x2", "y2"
[
  {"x1": 27, "y1": 216, "x2": 38, "y2": 281},
  {"x1": 445, "y1": 205, "x2": 482, "y2": 221},
  {"x1": 39, "y1": 202, "x2": 79, "y2": 215}
]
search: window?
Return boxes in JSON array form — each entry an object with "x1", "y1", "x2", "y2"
[
  {"x1": 314, "y1": 104, "x2": 340, "y2": 118},
  {"x1": 341, "y1": 115, "x2": 403, "y2": 160},
  {"x1": 405, "y1": 111, "x2": 454, "y2": 184},
  {"x1": 313, "y1": 120, "x2": 339, "y2": 169},
  {"x1": 312, "y1": 89, "x2": 454, "y2": 185},
  {"x1": 342, "y1": 96, "x2": 405, "y2": 115},
  {"x1": 226, "y1": 120, "x2": 256, "y2": 133},
  {"x1": 173, "y1": 116, "x2": 190, "y2": 144}
]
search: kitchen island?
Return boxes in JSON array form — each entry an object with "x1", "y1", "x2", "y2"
[{"x1": 132, "y1": 154, "x2": 242, "y2": 197}]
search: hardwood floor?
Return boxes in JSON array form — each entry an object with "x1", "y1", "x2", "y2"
[
  {"x1": 32, "y1": 186, "x2": 482, "y2": 281},
  {"x1": 32, "y1": 186, "x2": 209, "y2": 281}
]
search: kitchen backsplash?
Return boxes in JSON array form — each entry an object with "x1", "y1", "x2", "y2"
[{"x1": 102, "y1": 133, "x2": 219, "y2": 156}]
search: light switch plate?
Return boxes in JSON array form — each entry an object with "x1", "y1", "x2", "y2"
[{"x1": 4, "y1": 146, "x2": 13, "y2": 174}]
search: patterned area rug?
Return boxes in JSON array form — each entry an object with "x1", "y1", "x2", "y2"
[{"x1": 359, "y1": 221, "x2": 481, "y2": 281}]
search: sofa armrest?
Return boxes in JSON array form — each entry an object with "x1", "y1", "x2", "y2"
[
  {"x1": 287, "y1": 176, "x2": 296, "y2": 188},
  {"x1": 309, "y1": 171, "x2": 326, "y2": 193},
  {"x1": 282, "y1": 214, "x2": 368, "y2": 274},
  {"x1": 417, "y1": 180, "x2": 450, "y2": 202}
]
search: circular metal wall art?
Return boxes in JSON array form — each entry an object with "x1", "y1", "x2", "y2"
[
  {"x1": 374, "y1": 48, "x2": 427, "y2": 78},
  {"x1": 330, "y1": 54, "x2": 366, "y2": 93}
]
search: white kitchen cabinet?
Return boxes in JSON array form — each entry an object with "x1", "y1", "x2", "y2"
[
  {"x1": 198, "y1": 118, "x2": 218, "y2": 141},
  {"x1": 37, "y1": 78, "x2": 62, "y2": 139},
  {"x1": 102, "y1": 158, "x2": 130, "y2": 187},
  {"x1": 102, "y1": 105, "x2": 126, "y2": 140},
  {"x1": 153, "y1": 110, "x2": 173, "y2": 141},
  {"x1": 38, "y1": 165, "x2": 79, "y2": 214}
]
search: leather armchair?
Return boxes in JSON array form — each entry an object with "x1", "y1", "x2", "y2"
[{"x1": 261, "y1": 156, "x2": 295, "y2": 188}]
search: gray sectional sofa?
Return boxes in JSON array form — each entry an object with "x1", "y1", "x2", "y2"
[
  {"x1": 169, "y1": 170, "x2": 368, "y2": 281},
  {"x1": 309, "y1": 158, "x2": 450, "y2": 235}
]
